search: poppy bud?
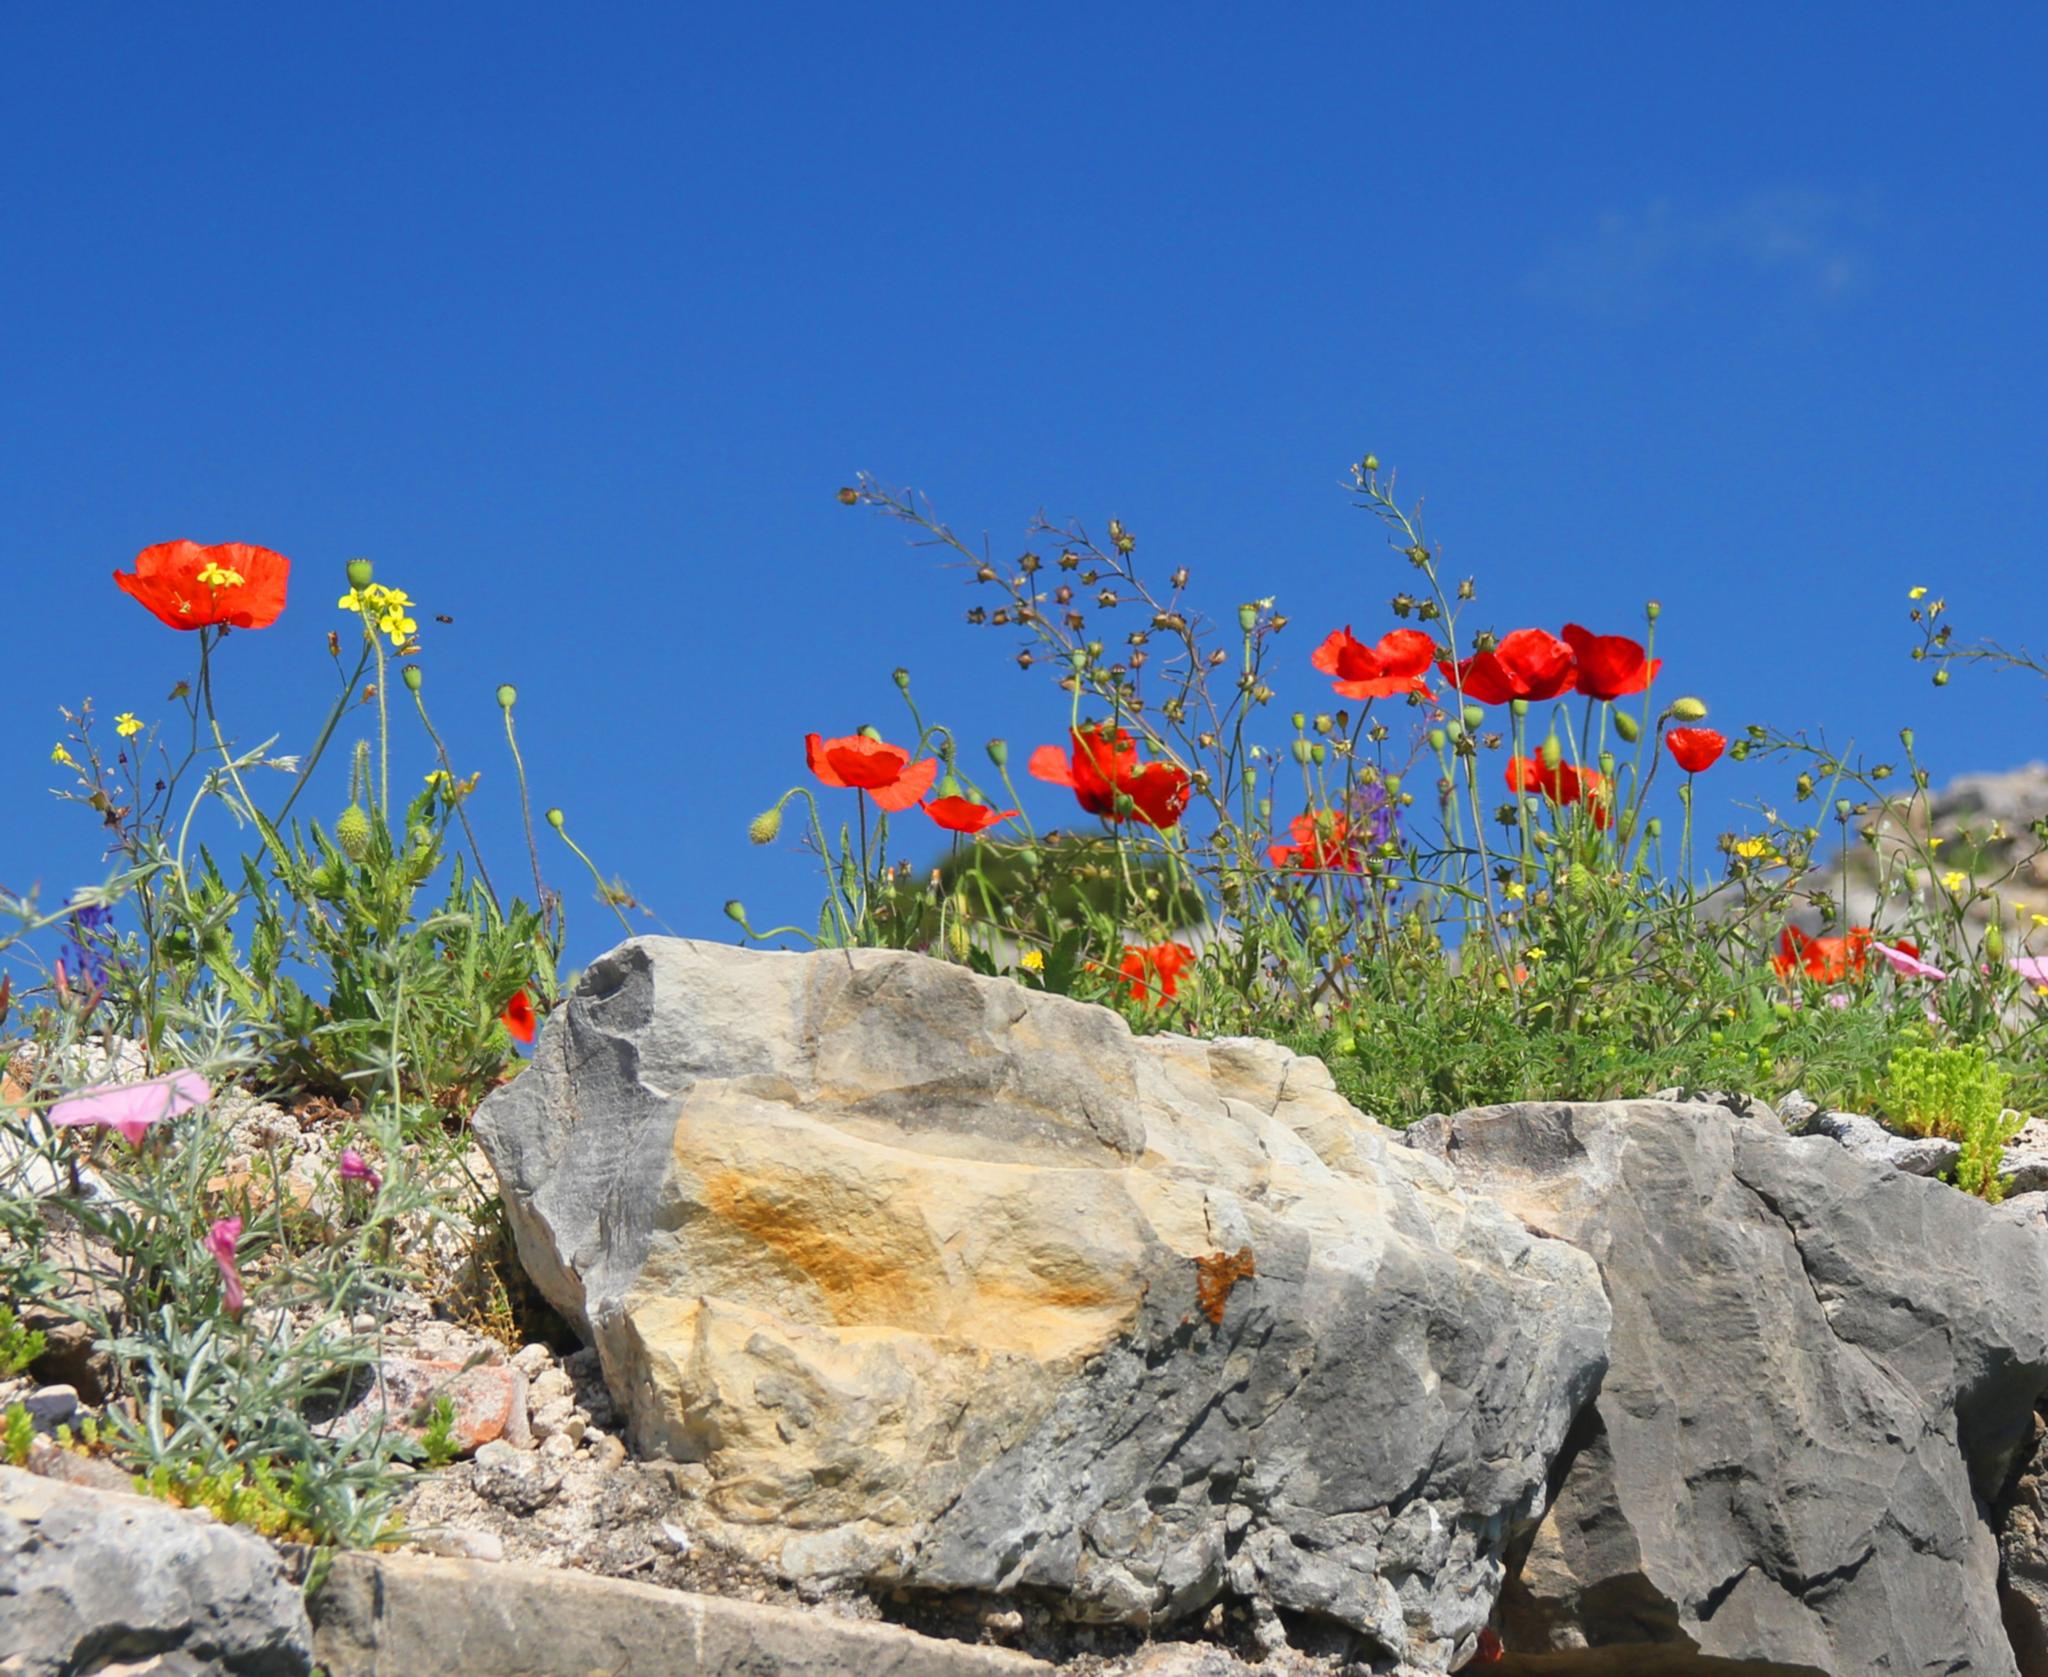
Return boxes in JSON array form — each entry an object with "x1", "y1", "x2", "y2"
[
  {"x1": 401, "y1": 664, "x2": 423, "y2": 691},
  {"x1": 546, "y1": 807, "x2": 565, "y2": 830},
  {"x1": 1429, "y1": 728, "x2": 1447, "y2": 752},
  {"x1": 496, "y1": 684, "x2": 517, "y2": 710},
  {"x1": 1670, "y1": 697, "x2": 1708, "y2": 722},
  {"x1": 1463, "y1": 705, "x2": 1485, "y2": 732},
  {"x1": 1445, "y1": 720, "x2": 1464, "y2": 743},
  {"x1": 893, "y1": 668, "x2": 911, "y2": 691},
  {"x1": 1291, "y1": 739, "x2": 1313, "y2": 764},
  {"x1": 1645, "y1": 817, "x2": 1662, "y2": 838},
  {"x1": 1509, "y1": 699, "x2": 1528, "y2": 720},
  {"x1": 1613, "y1": 711, "x2": 1641, "y2": 744},
  {"x1": 336, "y1": 803, "x2": 372, "y2": 862},
  {"x1": 1540, "y1": 736, "x2": 1563, "y2": 771},
  {"x1": 1384, "y1": 774, "x2": 1402, "y2": 798},
  {"x1": 1987, "y1": 919, "x2": 2006, "y2": 961},
  {"x1": 1238, "y1": 604, "x2": 1257, "y2": 632},
  {"x1": 346, "y1": 558, "x2": 375, "y2": 589},
  {"x1": 858, "y1": 723, "x2": 882, "y2": 741},
  {"x1": 1599, "y1": 751, "x2": 1615, "y2": 778},
  {"x1": 1258, "y1": 797, "x2": 1272, "y2": 821},
  {"x1": 723, "y1": 900, "x2": 747, "y2": 924},
  {"x1": 1311, "y1": 743, "x2": 1327, "y2": 765},
  {"x1": 1900, "y1": 728, "x2": 1915, "y2": 752},
  {"x1": 1362, "y1": 453, "x2": 1379, "y2": 473}
]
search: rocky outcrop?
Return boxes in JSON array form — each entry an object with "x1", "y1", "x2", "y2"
[
  {"x1": 0, "y1": 1463, "x2": 315, "y2": 1676},
  {"x1": 475, "y1": 938, "x2": 1611, "y2": 1669},
  {"x1": 1412, "y1": 1100, "x2": 2048, "y2": 1675}
]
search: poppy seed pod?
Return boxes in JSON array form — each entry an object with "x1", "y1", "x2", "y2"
[
  {"x1": 893, "y1": 668, "x2": 911, "y2": 691},
  {"x1": 1987, "y1": 919, "x2": 2005, "y2": 961},
  {"x1": 1645, "y1": 601, "x2": 1662, "y2": 622},
  {"x1": 986, "y1": 739, "x2": 1008, "y2": 767},
  {"x1": 723, "y1": 900, "x2": 747, "y2": 924},
  {"x1": 335, "y1": 803, "x2": 372, "y2": 862},
  {"x1": 1311, "y1": 743, "x2": 1327, "y2": 765},
  {"x1": 1614, "y1": 710, "x2": 1641, "y2": 743},
  {"x1": 496, "y1": 684, "x2": 517, "y2": 710},
  {"x1": 1900, "y1": 728, "x2": 1915, "y2": 752},
  {"x1": 1462, "y1": 704, "x2": 1485, "y2": 732},
  {"x1": 401, "y1": 665, "x2": 422, "y2": 691},
  {"x1": 1671, "y1": 696, "x2": 1709, "y2": 721},
  {"x1": 545, "y1": 807, "x2": 566, "y2": 830},
  {"x1": 1291, "y1": 739, "x2": 1313, "y2": 764},
  {"x1": 1239, "y1": 604, "x2": 1258, "y2": 632},
  {"x1": 1429, "y1": 728, "x2": 1447, "y2": 751},
  {"x1": 346, "y1": 558, "x2": 375, "y2": 589}
]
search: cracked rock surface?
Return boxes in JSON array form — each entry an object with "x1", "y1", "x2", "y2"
[
  {"x1": 1420, "y1": 1099, "x2": 2048, "y2": 1676},
  {"x1": 474, "y1": 938, "x2": 1609, "y2": 1669}
]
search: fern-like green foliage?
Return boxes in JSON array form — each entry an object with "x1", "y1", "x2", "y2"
[{"x1": 1884, "y1": 1044, "x2": 2021, "y2": 1202}]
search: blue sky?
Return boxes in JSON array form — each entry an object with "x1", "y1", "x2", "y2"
[{"x1": 4, "y1": 5, "x2": 2045, "y2": 971}]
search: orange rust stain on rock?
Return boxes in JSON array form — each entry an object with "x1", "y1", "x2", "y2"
[
  {"x1": 700, "y1": 1169, "x2": 940, "y2": 1325},
  {"x1": 1194, "y1": 1246, "x2": 1256, "y2": 1326}
]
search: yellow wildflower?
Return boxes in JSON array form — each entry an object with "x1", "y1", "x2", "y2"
[
  {"x1": 1504, "y1": 881, "x2": 1527, "y2": 902},
  {"x1": 338, "y1": 582, "x2": 421, "y2": 649},
  {"x1": 1943, "y1": 870, "x2": 1968, "y2": 892},
  {"x1": 114, "y1": 713, "x2": 142, "y2": 738},
  {"x1": 1018, "y1": 949, "x2": 1046, "y2": 973},
  {"x1": 1524, "y1": 946, "x2": 1546, "y2": 961},
  {"x1": 1732, "y1": 836, "x2": 1772, "y2": 860},
  {"x1": 1908, "y1": 586, "x2": 1928, "y2": 600},
  {"x1": 1927, "y1": 835, "x2": 1945, "y2": 850},
  {"x1": 51, "y1": 743, "x2": 75, "y2": 768}
]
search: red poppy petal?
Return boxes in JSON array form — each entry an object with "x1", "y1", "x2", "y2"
[
  {"x1": 1027, "y1": 744, "x2": 1078, "y2": 788},
  {"x1": 806, "y1": 733, "x2": 851, "y2": 789},
  {"x1": 868, "y1": 755, "x2": 939, "y2": 812}
]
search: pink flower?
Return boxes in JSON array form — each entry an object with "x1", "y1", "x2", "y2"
[
  {"x1": 338, "y1": 1148, "x2": 382, "y2": 1193},
  {"x1": 1873, "y1": 941, "x2": 1949, "y2": 981},
  {"x1": 2012, "y1": 956, "x2": 2048, "y2": 986},
  {"x1": 204, "y1": 1217, "x2": 246, "y2": 1317},
  {"x1": 49, "y1": 1071, "x2": 210, "y2": 1148}
]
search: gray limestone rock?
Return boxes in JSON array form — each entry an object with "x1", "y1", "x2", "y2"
[
  {"x1": 1430, "y1": 1100, "x2": 2048, "y2": 1676},
  {"x1": 474, "y1": 937, "x2": 1611, "y2": 1668},
  {"x1": 0, "y1": 1464, "x2": 314, "y2": 1676}
]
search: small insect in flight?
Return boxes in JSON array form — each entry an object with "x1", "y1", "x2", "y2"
[{"x1": 434, "y1": 614, "x2": 454, "y2": 624}]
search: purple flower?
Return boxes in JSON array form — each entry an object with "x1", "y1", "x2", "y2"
[
  {"x1": 204, "y1": 1216, "x2": 246, "y2": 1317},
  {"x1": 338, "y1": 1147, "x2": 382, "y2": 1193},
  {"x1": 1348, "y1": 781, "x2": 1401, "y2": 850},
  {"x1": 49, "y1": 1070, "x2": 210, "y2": 1147},
  {"x1": 59, "y1": 904, "x2": 115, "y2": 992}
]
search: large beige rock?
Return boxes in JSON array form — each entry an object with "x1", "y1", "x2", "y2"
[{"x1": 475, "y1": 939, "x2": 1609, "y2": 1668}]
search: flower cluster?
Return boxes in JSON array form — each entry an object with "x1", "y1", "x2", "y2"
[{"x1": 338, "y1": 581, "x2": 420, "y2": 648}]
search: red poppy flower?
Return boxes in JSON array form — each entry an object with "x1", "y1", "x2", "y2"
[
  {"x1": 1439, "y1": 628, "x2": 1576, "y2": 706},
  {"x1": 806, "y1": 732, "x2": 940, "y2": 813},
  {"x1": 1266, "y1": 810, "x2": 1361, "y2": 872},
  {"x1": 1771, "y1": 925, "x2": 1883, "y2": 984},
  {"x1": 1117, "y1": 941, "x2": 1196, "y2": 1007},
  {"x1": 1665, "y1": 727, "x2": 1727, "y2": 774},
  {"x1": 114, "y1": 541, "x2": 291, "y2": 632},
  {"x1": 1028, "y1": 724, "x2": 1191, "y2": 829},
  {"x1": 1505, "y1": 755, "x2": 1613, "y2": 828},
  {"x1": 1560, "y1": 623, "x2": 1661, "y2": 701},
  {"x1": 1473, "y1": 1627, "x2": 1505, "y2": 1664},
  {"x1": 500, "y1": 988, "x2": 537, "y2": 1045},
  {"x1": 1309, "y1": 626, "x2": 1436, "y2": 701},
  {"x1": 921, "y1": 796, "x2": 1017, "y2": 835}
]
